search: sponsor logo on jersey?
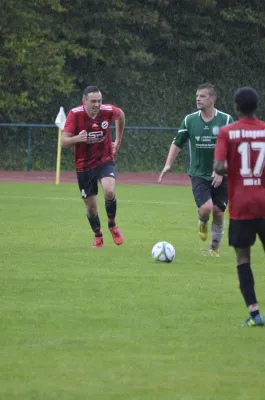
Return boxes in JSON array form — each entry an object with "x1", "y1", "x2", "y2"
[
  {"x1": 101, "y1": 121, "x2": 109, "y2": 129},
  {"x1": 212, "y1": 126, "x2": 220, "y2": 136},
  {"x1": 195, "y1": 135, "x2": 216, "y2": 148},
  {"x1": 86, "y1": 130, "x2": 105, "y2": 143}
]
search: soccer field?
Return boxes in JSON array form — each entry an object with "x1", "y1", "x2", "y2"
[{"x1": 1, "y1": 182, "x2": 265, "y2": 400}]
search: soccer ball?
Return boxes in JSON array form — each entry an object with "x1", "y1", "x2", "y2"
[{"x1": 151, "y1": 241, "x2": 175, "y2": 263}]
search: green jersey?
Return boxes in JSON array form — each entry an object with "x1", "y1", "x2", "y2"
[{"x1": 173, "y1": 109, "x2": 233, "y2": 180}]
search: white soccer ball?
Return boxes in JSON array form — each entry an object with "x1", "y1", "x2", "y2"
[{"x1": 151, "y1": 241, "x2": 175, "y2": 263}]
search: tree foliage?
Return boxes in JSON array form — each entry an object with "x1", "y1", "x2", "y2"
[
  {"x1": 1, "y1": 0, "x2": 265, "y2": 126},
  {"x1": 0, "y1": 0, "x2": 84, "y2": 121}
]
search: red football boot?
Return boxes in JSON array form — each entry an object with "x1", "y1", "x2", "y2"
[
  {"x1": 92, "y1": 235, "x2": 103, "y2": 248},
  {"x1": 109, "y1": 226, "x2": 124, "y2": 245}
]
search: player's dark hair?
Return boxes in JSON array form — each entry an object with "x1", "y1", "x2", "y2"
[
  {"x1": 83, "y1": 85, "x2": 100, "y2": 97},
  {"x1": 234, "y1": 87, "x2": 258, "y2": 115},
  {"x1": 197, "y1": 83, "x2": 216, "y2": 97}
]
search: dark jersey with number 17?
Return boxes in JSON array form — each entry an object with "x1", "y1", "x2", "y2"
[
  {"x1": 64, "y1": 104, "x2": 121, "y2": 172},
  {"x1": 215, "y1": 118, "x2": 265, "y2": 220}
]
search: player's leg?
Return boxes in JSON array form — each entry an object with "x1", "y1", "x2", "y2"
[
  {"x1": 209, "y1": 206, "x2": 224, "y2": 256},
  {"x1": 257, "y1": 219, "x2": 265, "y2": 253},
  {"x1": 99, "y1": 162, "x2": 124, "y2": 245},
  {"x1": 83, "y1": 195, "x2": 104, "y2": 248},
  {"x1": 235, "y1": 247, "x2": 264, "y2": 326},
  {"x1": 197, "y1": 199, "x2": 213, "y2": 241},
  {"x1": 229, "y1": 219, "x2": 264, "y2": 327},
  {"x1": 191, "y1": 177, "x2": 213, "y2": 241},
  {"x1": 77, "y1": 171, "x2": 103, "y2": 248},
  {"x1": 209, "y1": 179, "x2": 228, "y2": 256}
]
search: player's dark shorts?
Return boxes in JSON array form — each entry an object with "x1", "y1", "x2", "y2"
[
  {"x1": 190, "y1": 176, "x2": 228, "y2": 212},
  {"x1": 77, "y1": 161, "x2": 116, "y2": 198},
  {"x1": 229, "y1": 219, "x2": 265, "y2": 248}
]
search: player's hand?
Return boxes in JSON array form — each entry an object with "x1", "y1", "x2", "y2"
[
  {"x1": 158, "y1": 165, "x2": 171, "y2": 183},
  {"x1": 77, "y1": 130, "x2": 88, "y2": 143},
  {"x1": 212, "y1": 171, "x2": 223, "y2": 188},
  {"x1": 112, "y1": 141, "x2": 120, "y2": 156}
]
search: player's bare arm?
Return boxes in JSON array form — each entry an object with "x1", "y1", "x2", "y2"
[
  {"x1": 61, "y1": 130, "x2": 88, "y2": 148},
  {"x1": 213, "y1": 160, "x2": 227, "y2": 176},
  {"x1": 113, "y1": 109, "x2": 125, "y2": 155},
  {"x1": 158, "y1": 143, "x2": 181, "y2": 183}
]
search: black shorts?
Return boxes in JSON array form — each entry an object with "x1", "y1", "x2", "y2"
[
  {"x1": 77, "y1": 161, "x2": 116, "y2": 198},
  {"x1": 229, "y1": 219, "x2": 265, "y2": 248},
  {"x1": 190, "y1": 176, "x2": 228, "y2": 212}
]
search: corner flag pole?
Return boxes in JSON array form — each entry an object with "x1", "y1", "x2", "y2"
[{"x1": 55, "y1": 107, "x2": 66, "y2": 185}]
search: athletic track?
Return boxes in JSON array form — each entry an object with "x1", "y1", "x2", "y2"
[{"x1": 0, "y1": 171, "x2": 190, "y2": 186}]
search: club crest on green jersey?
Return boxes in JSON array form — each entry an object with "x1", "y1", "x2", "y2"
[{"x1": 212, "y1": 126, "x2": 220, "y2": 136}]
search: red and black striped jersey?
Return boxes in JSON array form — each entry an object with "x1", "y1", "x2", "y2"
[{"x1": 64, "y1": 104, "x2": 121, "y2": 171}]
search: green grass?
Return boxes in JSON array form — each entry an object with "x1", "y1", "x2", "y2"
[{"x1": 1, "y1": 182, "x2": 265, "y2": 400}]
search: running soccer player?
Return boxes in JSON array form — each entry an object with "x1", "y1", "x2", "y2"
[
  {"x1": 214, "y1": 87, "x2": 265, "y2": 327},
  {"x1": 159, "y1": 83, "x2": 233, "y2": 256},
  {"x1": 61, "y1": 85, "x2": 125, "y2": 248}
]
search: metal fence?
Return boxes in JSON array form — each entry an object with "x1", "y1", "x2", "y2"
[{"x1": 0, "y1": 123, "x2": 189, "y2": 173}]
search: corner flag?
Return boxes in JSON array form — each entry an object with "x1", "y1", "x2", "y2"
[{"x1": 55, "y1": 107, "x2": 66, "y2": 185}]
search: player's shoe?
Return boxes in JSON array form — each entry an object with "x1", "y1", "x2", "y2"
[
  {"x1": 209, "y1": 249, "x2": 220, "y2": 257},
  {"x1": 198, "y1": 221, "x2": 208, "y2": 241},
  {"x1": 109, "y1": 226, "x2": 124, "y2": 245},
  {"x1": 92, "y1": 235, "x2": 103, "y2": 248},
  {"x1": 241, "y1": 313, "x2": 264, "y2": 327}
]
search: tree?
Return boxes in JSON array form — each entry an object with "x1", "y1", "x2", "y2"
[{"x1": 0, "y1": 0, "x2": 85, "y2": 121}]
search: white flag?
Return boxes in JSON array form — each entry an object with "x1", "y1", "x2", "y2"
[{"x1": 55, "y1": 107, "x2": 67, "y2": 130}]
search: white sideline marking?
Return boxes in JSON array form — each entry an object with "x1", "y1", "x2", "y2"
[{"x1": 0, "y1": 194, "x2": 183, "y2": 206}]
